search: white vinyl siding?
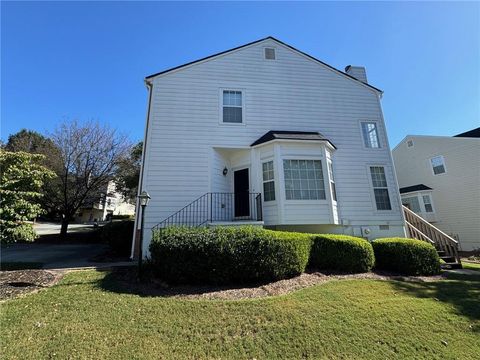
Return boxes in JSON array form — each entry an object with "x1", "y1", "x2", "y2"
[
  {"x1": 262, "y1": 161, "x2": 275, "y2": 201},
  {"x1": 370, "y1": 166, "x2": 392, "y2": 210},
  {"x1": 361, "y1": 122, "x2": 380, "y2": 148},
  {"x1": 222, "y1": 90, "x2": 243, "y2": 123},
  {"x1": 139, "y1": 38, "x2": 405, "y2": 254},
  {"x1": 283, "y1": 160, "x2": 325, "y2": 200}
]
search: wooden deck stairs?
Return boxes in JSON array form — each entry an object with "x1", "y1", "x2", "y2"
[{"x1": 403, "y1": 205, "x2": 462, "y2": 269}]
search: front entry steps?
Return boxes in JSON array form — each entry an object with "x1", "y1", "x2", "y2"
[{"x1": 437, "y1": 251, "x2": 463, "y2": 270}]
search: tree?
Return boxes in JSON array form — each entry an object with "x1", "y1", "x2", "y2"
[
  {"x1": 115, "y1": 141, "x2": 142, "y2": 202},
  {"x1": 42, "y1": 120, "x2": 130, "y2": 237},
  {"x1": 0, "y1": 151, "x2": 55, "y2": 243},
  {"x1": 5, "y1": 129, "x2": 57, "y2": 154}
]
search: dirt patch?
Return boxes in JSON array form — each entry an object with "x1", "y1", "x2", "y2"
[
  {"x1": 104, "y1": 268, "x2": 445, "y2": 300},
  {"x1": 0, "y1": 269, "x2": 63, "y2": 301}
]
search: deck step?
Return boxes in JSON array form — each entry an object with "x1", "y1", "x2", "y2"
[
  {"x1": 440, "y1": 256, "x2": 456, "y2": 262},
  {"x1": 441, "y1": 262, "x2": 463, "y2": 270}
]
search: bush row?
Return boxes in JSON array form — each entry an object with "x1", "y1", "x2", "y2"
[{"x1": 148, "y1": 226, "x2": 440, "y2": 285}]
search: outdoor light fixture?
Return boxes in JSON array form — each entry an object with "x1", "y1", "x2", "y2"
[
  {"x1": 223, "y1": 167, "x2": 228, "y2": 176},
  {"x1": 137, "y1": 190, "x2": 151, "y2": 280}
]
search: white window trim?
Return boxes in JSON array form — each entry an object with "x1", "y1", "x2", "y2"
[
  {"x1": 429, "y1": 155, "x2": 447, "y2": 176},
  {"x1": 359, "y1": 120, "x2": 382, "y2": 150},
  {"x1": 421, "y1": 193, "x2": 435, "y2": 213},
  {"x1": 367, "y1": 164, "x2": 393, "y2": 212},
  {"x1": 327, "y1": 159, "x2": 337, "y2": 203},
  {"x1": 219, "y1": 88, "x2": 246, "y2": 126},
  {"x1": 282, "y1": 158, "x2": 328, "y2": 202},
  {"x1": 262, "y1": 160, "x2": 276, "y2": 203}
]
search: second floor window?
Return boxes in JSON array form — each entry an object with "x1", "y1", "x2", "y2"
[
  {"x1": 430, "y1": 155, "x2": 446, "y2": 175},
  {"x1": 222, "y1": 90, "x2": 243, "y2": 123},
  {"x1": 361, "y1": 122, "x2": 380, "y2": 148}
]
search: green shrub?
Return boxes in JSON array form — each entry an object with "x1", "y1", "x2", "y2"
[
  {"x1": 100, "y1": 220, "x2": 134, "y2": 257},
  {"x1": 149, "y1": 226, "x2": 312, "y2": 285},
  {"x1": 372, "y1": 238, "x2": 441, "y2": 275},
  {"x1": 3, "y1": 222, "x2": 38, "y2": 243},
  {"x1": 309, "y1": 234, "x2": 375, "y2": 273}
]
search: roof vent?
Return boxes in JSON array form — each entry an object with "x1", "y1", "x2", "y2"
[
  {"x1": 345, "y1": 65, "x2": 368, "y2": 83},
  {"x1": 264, "y1": 48, "x2": 276, "y2": 60},
  {"x1": 407, "y1": 140, "x2": 414, "y2": 147}
]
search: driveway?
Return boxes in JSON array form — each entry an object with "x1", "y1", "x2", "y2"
[
  {"x1": 34, "y1": 222, "x2": 95, "y2": 236},
  {"x1": 1, "y1": 243, "x2": 123, "y2": 269}
]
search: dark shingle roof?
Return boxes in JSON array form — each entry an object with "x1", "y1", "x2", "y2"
[
  {"x1": 454, "y1": 127, "x2": 480, "y2": 138},
  {"x1": 399, "y1": 184, "x2": 432, "y2": 194},
  {"x1": 251, "y1": 130, "x2": 336, "y2": 148},
  {"x1": 144, "y1": 36, "x2": 382, "y2": 93}
]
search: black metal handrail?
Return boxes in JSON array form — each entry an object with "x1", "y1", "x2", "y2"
[{"x1": 152, "y1": 192, "x2": 262, "y2": 232}]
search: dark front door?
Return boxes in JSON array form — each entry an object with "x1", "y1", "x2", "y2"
[{"x1": 234, "y1": 168, "x2": 250, "y2": 217}]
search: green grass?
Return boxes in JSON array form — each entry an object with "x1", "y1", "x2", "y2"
[
  {"x1": 1, "y1": 262, "x2": 44, "y2": 271},
  {"x1": 1, "y1": 271, "x2": 479, "y2": 359},
  {"x1": 463, "y1": 261, "x2": 480, "y2": 272}
]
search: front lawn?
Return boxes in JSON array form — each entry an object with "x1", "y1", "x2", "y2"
[{"x1": 1, "y1": 270, "x2": 479, "y2": 359}]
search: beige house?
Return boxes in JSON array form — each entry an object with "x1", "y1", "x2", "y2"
[
  {"x1": 392, "y1": 128, "x2": 480, "y2": 251},
  {"x1": 76, "y1": 181, "x2": 135, "y2": 223}
]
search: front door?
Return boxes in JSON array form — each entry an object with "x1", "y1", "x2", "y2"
[{"x1": 234, "y1": 168, "x2": 250, "y2": 218}]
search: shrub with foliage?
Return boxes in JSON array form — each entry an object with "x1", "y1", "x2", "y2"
[
  {"x1": 150, "y1": 226, "x2": 313, "y2": 284},
  {"x1": 309, "y1": 234, "x2": 375, "y2": 273},
  {"x1": 372, "y1": 238, "x2": 441, "y2": 275},
  {"x1": 0, "y1": 151, "x2": 55, "y2": 243},
  {"x1": 100, "y1": 220, "x2": 134, "y2": 257}
]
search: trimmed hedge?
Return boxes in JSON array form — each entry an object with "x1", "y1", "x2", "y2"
[
  {"x1": 100, "y1": 220, "x2": 134, "y2": 257},
  {"x1": 309, "y1": 234, "x2": 375, "y2": 273},
  {"x1": 372, "y1": 238, "x2": 441, "y2": 275},
  {"x1": 149, "y1": 226, "x2": 312, "y2": 284}
]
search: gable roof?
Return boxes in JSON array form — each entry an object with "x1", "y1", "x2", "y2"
[
  {"x1": 399, "y1": 184, "x2": 433, "y2": 194},
  {"x1": 251, "y1": 130, "x2": 336, "y2": 149},
  {"x1": 454, "y1": 127, "x2": 480, "y2": 138},
  {"x1": 145, "y1": 36, "x2": 382, "y2": 94}
]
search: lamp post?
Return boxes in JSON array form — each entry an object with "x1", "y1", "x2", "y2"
[{"x1": 137, "y1": 190, "x2": 151, "y2": 280}]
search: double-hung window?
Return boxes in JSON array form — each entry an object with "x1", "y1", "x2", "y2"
[
  {"x1": 361, "y1": 122, "x2": 380, "y2": 148},
  {"x1": 222, "y1": 90, "x2": 243, "y2": 123},
  {"x1": 327, "y1": 160, "x2": 337, "y2": 201},
  {"x1": 402, "y1": 196, "x2": 421, "y2": 212},
  {"x1": 262, "y1": 161, "x2": 275, "y2": 202},
  {"x1": 370, "y1": 166, "x2": 392, "y2": 210},
  {"x1": 422, "y1": 195, "x2": 433, "y2": 212},
  {"x1": 430, "y1": 156, "x2": 446, "y2": 175},
  {"x1": 283, "y1": 160, "x2": 325, "y2": 200}
]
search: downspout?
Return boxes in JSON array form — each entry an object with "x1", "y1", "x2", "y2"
[{"x1": 130, "y1": 80, "x2": 154, "y2": 259}]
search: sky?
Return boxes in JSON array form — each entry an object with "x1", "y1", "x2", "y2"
[{"x1": 2, "y1": 1, "x2": 479, "y2": 146}]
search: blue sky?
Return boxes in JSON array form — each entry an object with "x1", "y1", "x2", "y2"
[{"x1": 2, "y1": 1, "x2": 479, "y2": 146}]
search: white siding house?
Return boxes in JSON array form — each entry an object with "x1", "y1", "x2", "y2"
[
  {"x1": 393, "y1": 128, "x2": 480, "y2": 251},
  {"x1": 132, "y1": 37, "x2": 405, "y2": 257}
]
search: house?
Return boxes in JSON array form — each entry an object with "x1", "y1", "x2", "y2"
[
  {"x1": 392, "y1": 128, "x2": 480, "y2": 252},
  {"x1": 132, "y1": 36, "x2": 407, "y2": 258},
  {"x1": 76, "y1": 181, "x2": 135, "y2": 223}
]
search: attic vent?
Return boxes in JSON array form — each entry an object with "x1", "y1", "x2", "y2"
[
  {"x1": 264, "y1": 48, "x2": 276, "y2": 60},
  {"x1": 407, "y1": 140, "x2": 414, "y2": 148}
]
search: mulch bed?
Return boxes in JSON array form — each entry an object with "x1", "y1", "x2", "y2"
[
  {"x1": 0, "y1": 269, "x2": 63, "y2": 301},
  {"x1": 106, "y1": 267, "x2": 446, "y2": 300}
]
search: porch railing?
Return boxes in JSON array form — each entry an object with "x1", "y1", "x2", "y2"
[{"x1": 152, "y1": 192, "x2": 262, "y2": 232}]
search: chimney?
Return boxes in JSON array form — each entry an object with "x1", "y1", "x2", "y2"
[{"x1": 345, "y1": 65, "x2": 368, "y2": 83}]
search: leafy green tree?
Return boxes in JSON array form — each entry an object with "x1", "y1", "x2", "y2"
[
  {"x1": 115, "y1": 141, "x2": 142, "y2": 202},
  {"x1": 5, "y1": 129, "x2": 56, "y2": 154},
  {"x1": 0, "y1": 151, "x2": 55, "y2": 243}
]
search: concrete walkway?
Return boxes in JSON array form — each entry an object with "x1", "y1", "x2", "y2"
[{"x1": 1, "y1": 243, "x2": 132, "y2": 270}]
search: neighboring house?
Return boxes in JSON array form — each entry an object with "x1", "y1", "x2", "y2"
[
  {"x1": 393, "y1": 128, "x2": 480, "y2": 251},
  {"x1": 76, "y1": 181, "x2": 135, "y2": 223},
  {"x1": 132, "y1": 36, "x2": 406, "y2": 258}
]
